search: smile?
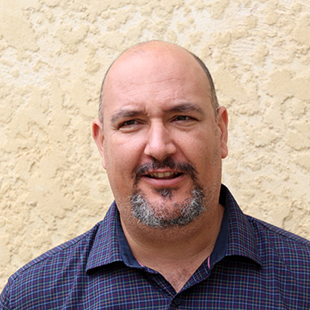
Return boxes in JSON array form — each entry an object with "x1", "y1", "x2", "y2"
[{"x1": 147, "y1": 172, "x2": 182, "y2": 179}]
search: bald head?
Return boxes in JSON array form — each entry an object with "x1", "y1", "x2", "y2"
[{"x1": 98, "y1": 41, "x2": 219, "y2": 126}]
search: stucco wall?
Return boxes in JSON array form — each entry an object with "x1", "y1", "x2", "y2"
[{"x1": 1, "y1": 0, "x2": 309, "y2": 289}]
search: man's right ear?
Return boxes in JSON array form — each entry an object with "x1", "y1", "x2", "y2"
[{"x1": 92, "y1": 119, "x2": 106, "y2": 169}]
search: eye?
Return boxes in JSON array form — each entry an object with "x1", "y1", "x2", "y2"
[
  {"x1": 175, "y1": 115, "x2": 191, "y2": 121},
  {"x1": 119, "y1": 119, "x2": 139, "y2": 127},
  {"x1": 173, "y1": 115, "x2": 196, "y2": 122},
  {"x1": 171, "y1": 115, "x2": 199, "y2": 128},
  {"x1": 117, "y1": 119, "x2": 143, "y2": 132}
]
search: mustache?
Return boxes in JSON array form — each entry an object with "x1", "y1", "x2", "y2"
[{"x1": 133, "y1": 157, "x2": 197, "y2": 183}]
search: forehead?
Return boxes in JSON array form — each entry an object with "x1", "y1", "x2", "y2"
[
  {"x1": 106, "y1": 46, "x2": 209, "y2": 87},
  {"x1": 102, "y1": 46, "x2": 212, "y2": 119}
]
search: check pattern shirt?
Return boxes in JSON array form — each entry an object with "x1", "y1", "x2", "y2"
[{"x1": 1, "y1": 185, "x2": 310, "y2": 309}]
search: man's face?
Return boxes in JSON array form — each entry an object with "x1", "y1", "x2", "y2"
[{"x1": 93, "y1": 45, "x2": 228, "y2": 229}]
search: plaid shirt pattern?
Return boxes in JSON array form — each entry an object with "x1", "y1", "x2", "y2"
[{"x1": 1, "y1": 185, "x2": 310, "y2": 309}]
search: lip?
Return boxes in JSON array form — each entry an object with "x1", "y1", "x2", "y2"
[{"x1": 140, "y1": 172, "x2": 186, "y2": 188}]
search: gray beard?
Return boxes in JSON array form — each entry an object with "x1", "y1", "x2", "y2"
[{"x1": 130, "y1": 185, "x2": 205, "y2": 229}]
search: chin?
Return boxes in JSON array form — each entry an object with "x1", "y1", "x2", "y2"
[{"x1": 130, "y1": 184, "x2": 206, "y2": 229}]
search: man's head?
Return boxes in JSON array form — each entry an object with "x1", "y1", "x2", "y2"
[{"x1": 93, "y1": 41, "x2": 228, "y2": 230}]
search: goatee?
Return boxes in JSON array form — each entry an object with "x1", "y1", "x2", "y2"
[
  {"x1": 130, "y1": 185, "x2": 206, "y2": 229},
  {"x1": 130, "y1": 158, "x2": 205, "y2": 229}
]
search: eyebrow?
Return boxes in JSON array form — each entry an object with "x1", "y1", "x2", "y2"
[
  {"x1": 111, "y1": 109, "x2": 144, "y2": 125},
  {"x1": 110, "y1": 102, "x2": 204, "y2": 125},
  {"x1": 163, "y1": 102, "x2": 204, "y2": 115}
]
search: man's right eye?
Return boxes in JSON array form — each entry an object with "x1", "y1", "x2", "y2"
[
  {"x1": 119, "y1": 119, "x2": 138, "y2": 127},
  {"x1": 117, "y1": 119, "x2": 143, "y2": 132}
]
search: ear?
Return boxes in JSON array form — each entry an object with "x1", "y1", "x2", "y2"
[
  {"x1": 92, "y1": 119, "x2": 106, "y2": 169},
  {"x1": 216, "y1": 106, "x2": 228, "y2": 159}
]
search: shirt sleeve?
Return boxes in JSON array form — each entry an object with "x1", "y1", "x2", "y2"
[{"x1": 0, "y1": 280, "x2": 12, "y2": 310}]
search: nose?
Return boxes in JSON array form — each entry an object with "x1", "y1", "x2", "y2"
[{"x1": 144, "y1": 121, "x2": 177, "y2": 161}]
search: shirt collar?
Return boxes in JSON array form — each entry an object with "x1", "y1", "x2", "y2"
[
  {"x1": 210, "y1": 184, "x2": 262, "y2": 268},
  {"x1": 86, "y1": 185, "x2": 262, "y2": 273},
  {"x1": 86, "y1": 202, "x2": 122, "y2": 272}
]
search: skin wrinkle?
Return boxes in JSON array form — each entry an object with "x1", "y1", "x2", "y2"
[{"x1": 111, "y1": 103, "x2": 205, "y2": 129}]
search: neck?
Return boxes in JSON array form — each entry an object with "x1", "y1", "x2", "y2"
[{"x1": 120, "y1": 203, "x2": 224, "y2": 292}]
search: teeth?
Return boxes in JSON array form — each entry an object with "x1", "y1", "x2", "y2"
[{"x1": 149, "y1": 172, "x2": 177, "y2": 178}]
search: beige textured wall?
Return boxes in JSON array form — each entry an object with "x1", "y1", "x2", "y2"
[{"x1": 1, "y1": 0, "x2": 310, "y2": 289}]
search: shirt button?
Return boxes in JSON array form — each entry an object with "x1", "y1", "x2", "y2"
[{"x1": 173, "y1": 296, "x2": 181, "y2": 306}]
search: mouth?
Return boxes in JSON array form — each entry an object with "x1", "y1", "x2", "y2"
[
  {"x1": 133, "y1": 158, "x2": 197, "y2": 186},
  {"x1": 147, "y1": 172, "x2": 183, "y2": 179}
]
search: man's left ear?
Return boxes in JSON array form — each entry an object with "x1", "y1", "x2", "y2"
[{"x1": 216, "y1": 106, "x2": 228, "y2": 159}]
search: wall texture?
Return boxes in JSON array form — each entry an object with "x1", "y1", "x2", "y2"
[{"x1": 1, "y1": 0, "x2": 309, "y2": 289}]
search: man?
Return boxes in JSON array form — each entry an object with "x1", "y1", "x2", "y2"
[{"x1": 1, "y1": 41, "x2": 310, "y2": 309}]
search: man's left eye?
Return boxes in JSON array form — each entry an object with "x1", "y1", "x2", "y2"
[{"x1": 174, "y1": 115, "x2": 191, "y2": 121}]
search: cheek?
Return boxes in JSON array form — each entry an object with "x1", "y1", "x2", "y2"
[
  {"x1": 104, "y1": 137, "x2": 144, "y2": 176},
  {"x1": 176, "y1": 131, "x2": 208, "y2": 158},
  {"x1": 181, "y1": 133, "x2": 220, "y2": 170}
]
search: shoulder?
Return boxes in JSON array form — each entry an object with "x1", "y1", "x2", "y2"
[
  {"x1": 18, "y1": 222, "x2": 101, "y2": 277},
  {"x1": 247, "y1": 215, "x2": 310, "y2": 260},
  {"x1": 0, "y1": 222, "x2": 101, "y2": 308}
]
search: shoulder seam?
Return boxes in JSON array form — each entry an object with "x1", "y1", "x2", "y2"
[
  {"x1": 247, "y1": 216, "x2": 310, "y2": 248},
  {"x1": 10, "y1": 223, "x2": 100, "y2": 282}
]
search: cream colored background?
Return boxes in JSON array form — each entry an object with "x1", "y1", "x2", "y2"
[{"x1": 1, "y1": 0, "x2": 310, "y2": 290}]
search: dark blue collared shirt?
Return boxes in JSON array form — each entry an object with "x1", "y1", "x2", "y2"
[{"x1": 1, "y1": 185, "x2": 310, "y2": 309}]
